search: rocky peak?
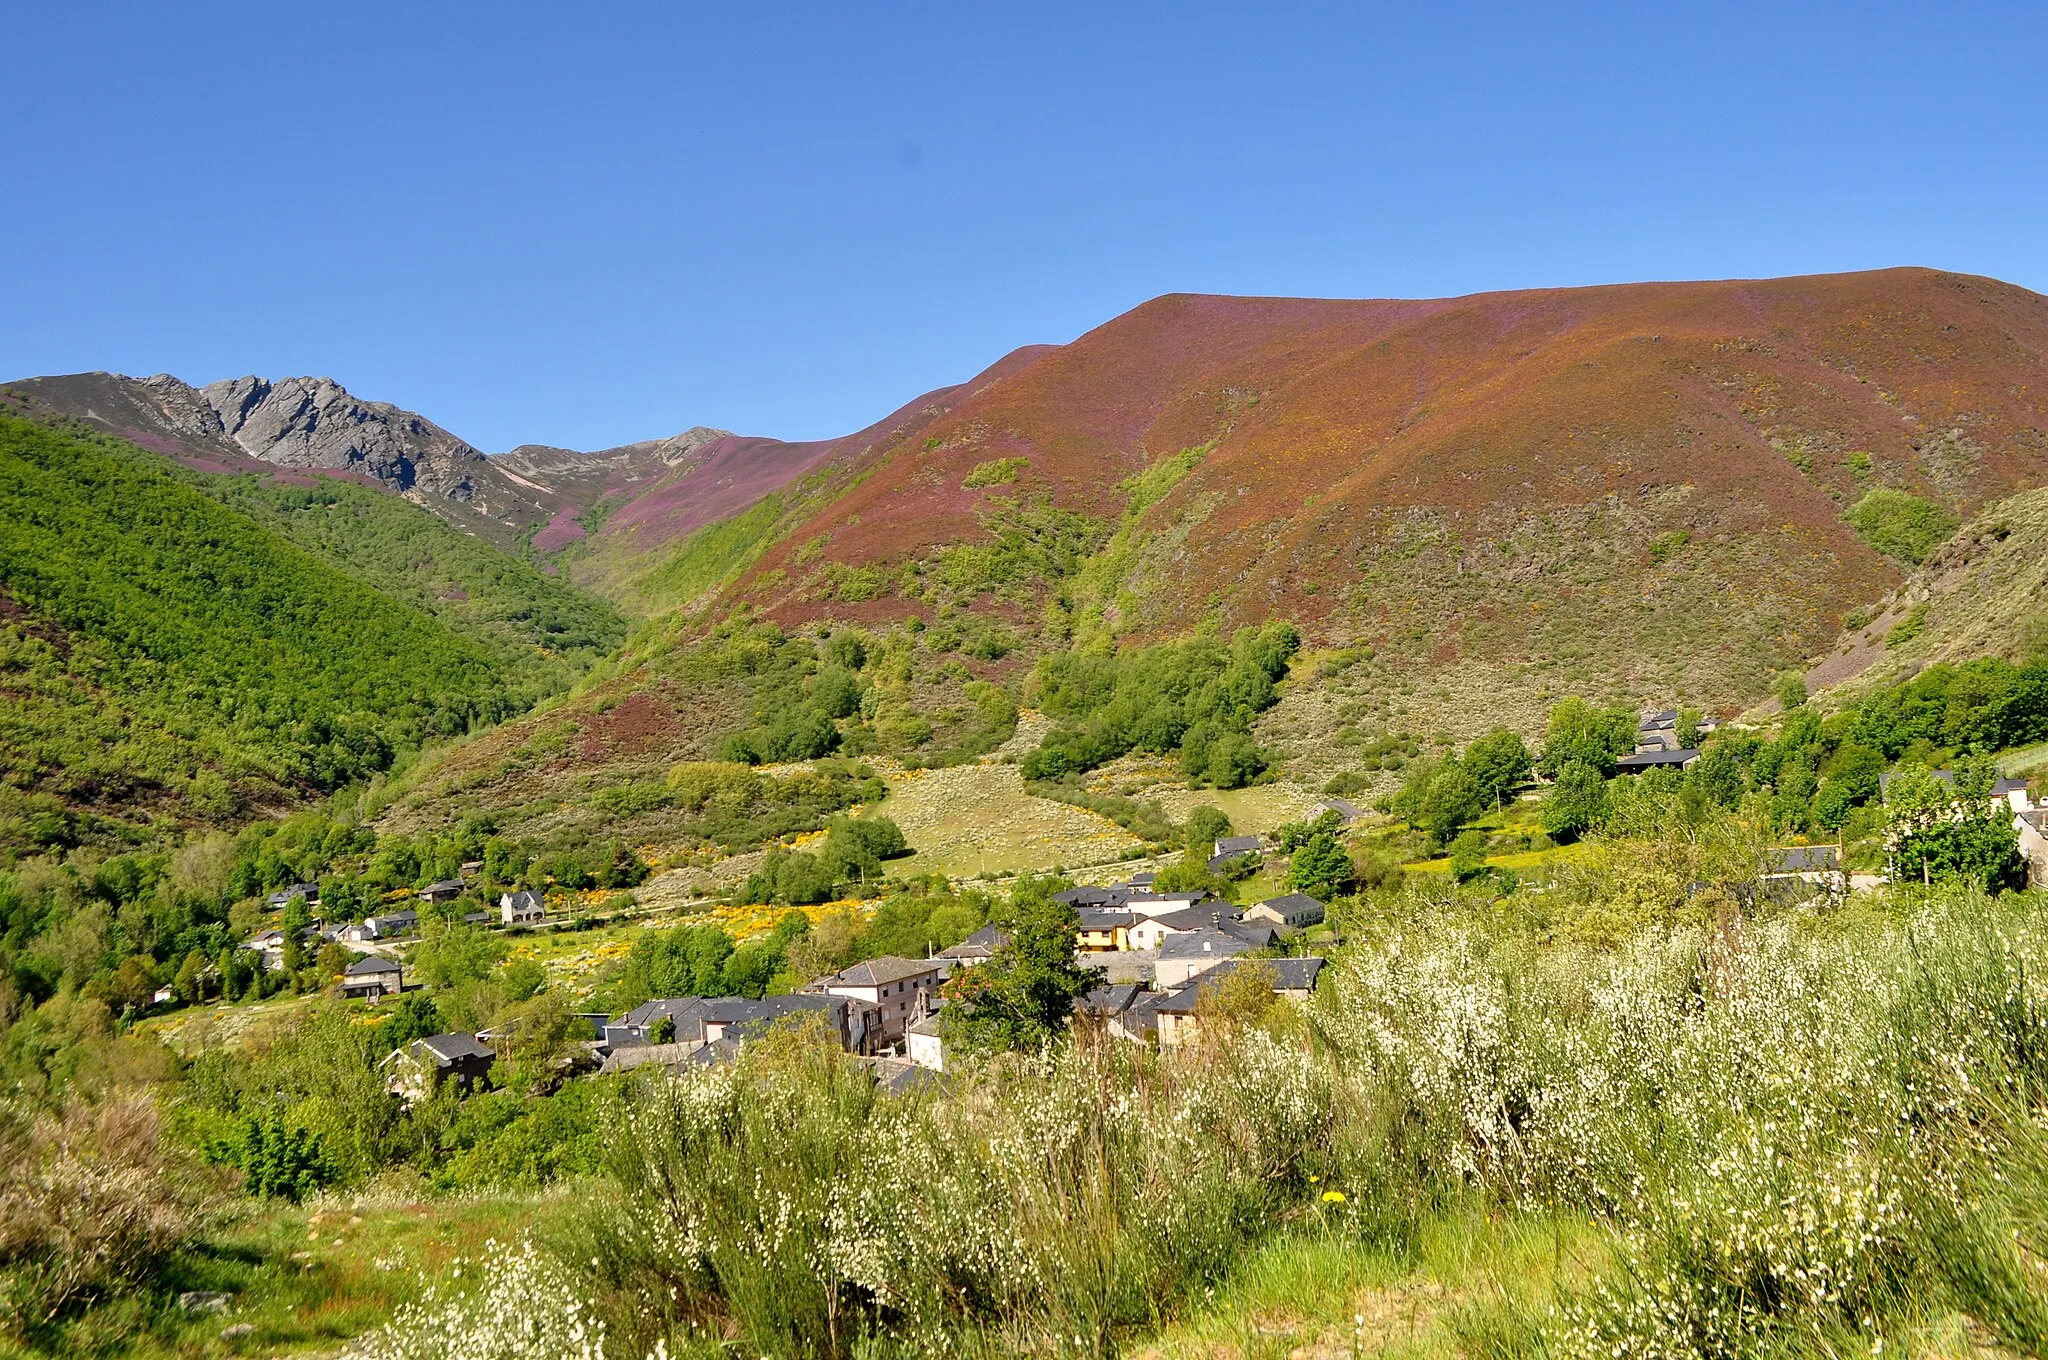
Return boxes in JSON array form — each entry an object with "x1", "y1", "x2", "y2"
[{"x1": 196, "y1": 375, "x2": 489, "y2": 496}]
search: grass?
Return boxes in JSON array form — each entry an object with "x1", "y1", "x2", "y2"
[
  {"x1": 884, "y1": 760, "x2": 1146, "y2": 878},
  {"x1": 29, "y1": 1193, "x2": 544, "y2": 1359},
  {"x1": 1133, "y1": 1209, "x2": 1605, "y2": 1360}
]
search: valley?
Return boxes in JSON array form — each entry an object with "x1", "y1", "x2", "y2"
[{"x1": 7, "y1": 267, "x2": 2048, "y2": 1359}]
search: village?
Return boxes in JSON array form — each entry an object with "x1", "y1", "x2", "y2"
[
  {"x1": 238, "y1": 824, "x2": 1337, "y2": 1102},
  {"x1": 209, "y1": 697, "x2": 2048, "y2": 1109}
]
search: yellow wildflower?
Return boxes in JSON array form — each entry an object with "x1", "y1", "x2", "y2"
[{"x1": 1321, "y1": 1190, "x2": 1346, "y2": 1204}]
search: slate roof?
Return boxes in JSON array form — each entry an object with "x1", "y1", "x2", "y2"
[
  {"x1": 1314, "y1": 798, "x2": 1362, "y2": 823},
  {"x1": 1223, "y1": 918, "x2": 1280, "y2": 947},
  {"x1": 621, "y1": 994, "x2": 862, "y2": 1047},
  {"x1": 1118, "y1": 990, "x2": 1170, "y2": 1034},
  {"x1": 1213, "y1": 835, "x2": 1261, "y2": 856},
  {"x1": 1252, "y1": 893, "x2": 1327, "y2": 926},
  {"x1": 1992, "y1": 777, "x2": 2030, "y2": 797},
  {"x1": 599, "y1": 1042, "x2": 703, "y2": 1074},
  {"x1": 1075, "y1": 983, "x2": 1144, "y2": 1016},
  {"x1": 816, "y1": 956, "x2": 941, "y2": 988},
  {"x1": 501, "y1": 889, "x2": 545, "y2": 911},
  {"x1": 421, "y1": 878, "x2": 465, "y2": 895},
  {"x1": 1131, "y1": 905, "x2": 1209, "y2": 934},
  {"x1": 2020, "y1": 808, "x2": 2048, "y2": 835},
  {"x1": 265, "y1": 883, "x2": 317, "y2": 906},
  {"x1": 345, "y1": 956, "x2": 402, "y2": 976},
  {"x1": 870, "y1": 1056, "x2": 941, "y2": 1094},
  {"x1": 1155, "y1": 957, "x2": 1327, "y2": 1013},
  {"x1": 1768, "y1": 845, "x2": 1841, "y2": 873},
  {"x1": 1617, "y1": 749, "x2": 1699, "y2": 769},
  {"x1": 1077, "y1": 907, "x2": 1134, "y2": 932},
  {"x1": 938, "y1": 925, "x2": 1010, "y2": 958},
  {"x1": 1156, "y1": 927, "x2": 1254, "y2": 960},
  {"x1": 1052, "y1": 886, "x2": 1125, "y2": 908},
  {"x1": 620, "y1": 996, "x2": 713, "y2": 1034},
  {"x1": 417, "y1": 1033, "x2": 494, "y2": 1065}
]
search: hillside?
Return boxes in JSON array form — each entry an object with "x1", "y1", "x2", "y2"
[
  {"x1": 370, "y1": 269, "x2": 2048, "y2": 847},
  {"x1": 0, "y1": 412, "x2": 607, "y2": 854},
  {"x1": 718, "y1": 268, "x2": 2048, "y2": 710}
]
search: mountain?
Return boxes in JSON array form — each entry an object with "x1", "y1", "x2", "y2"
[
  {"x1": 0, "y1": 405, "x2": 630, "y2": 854},
  {"x1": 0, "y1": 371, "x2": 865, "y2": 584},
  {"x1": 704, "y1": 268, "x2": 2048, "y2": 700},
  {"x1": 365, "y1": 268, "x2": 2048, "y2": 849}
]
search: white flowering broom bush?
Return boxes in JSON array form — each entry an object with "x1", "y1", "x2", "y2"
[
  {"x1": 547, "y1": 1018, "x2": 1333, "y2": 1358},
  {"x1": 1311, "y1": 892, "x2": 2048, "y2": 1358},
  {"x1": 345, "y1": 1236, "x2": 612, "y2": 1360}
]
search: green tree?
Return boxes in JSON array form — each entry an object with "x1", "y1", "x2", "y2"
[
  {"x1": 1542, "y1": 760, "x2": 1610, "y2": 841},
  {"x1": 382, "y1": 991, "x2": 444, "y2": 1050},
  {"x1": 1464, "y1": 729, "x2": 1533, "y2": 808},
  {"x1": 943, "y1": 896, "x2": 1102, "y2": 1053},
  {"x1": 1447, "y1": 830, "x2": 1490, "y2": 882},
  {"x1": 172, "y1": 948, "x2": 208, "y2": 1004},
  {"x1": 1205, "y1": 732, "x2": 1267, "y2": 788},
  {"x1": 1676, "y1": 707, "x2": 1704, "y2": 749},
  {"x1": 1886, "y1": 763, "x2": 2026, "y2": 891},
  {"x1": 1151, "y1": 861, "x2": 1230, "y2": 897},
  {"x1": 497, "y1": 956, "x2": 547, "y2": 1002},
  {"x1": 1845, "y1": 488, "x2": 1959, "y2": 565},
  {"x1": 1415, "y1": 761, "x2": 1482, "y2": 847},
  {"x1": 1776, "y1": 673, "x2": 1808, "y2": 711},
  {"x1": 1183, "y1": 805, "x2": 1232, "y2": 859},
  {"x1": 1287, "y1": 830, "x2": 1355, "y2": 899},
  {"x1": 1538, "y1": 699, "x2": 1638, "y2": 778}
]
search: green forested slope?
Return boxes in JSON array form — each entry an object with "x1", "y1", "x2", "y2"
[
  {"x1": 204, "y1": 476, "x2": 624, "y2": 674},
  {"x1": 0, "y1": 413, "x2": 587, "y2": 852}
]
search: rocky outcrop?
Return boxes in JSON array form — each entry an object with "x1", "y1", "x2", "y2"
[{"x1": 198, "y1": 375, "x2": 489, "y2": 502}]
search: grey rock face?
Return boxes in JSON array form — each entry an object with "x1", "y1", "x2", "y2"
[{"x1": 198, "y1": 375, "x2": 487, "y2": 496}]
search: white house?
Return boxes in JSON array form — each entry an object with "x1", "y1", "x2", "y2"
[
  {"x1": 341, "y1": 955, "x2": 403, "y2": 1000},
  {"x1": 905, "y1": 1013, "x2": 945, "y2": 1071},
  {"x1": 501, "y1": 889, "x2": 546, "y2": 926},
  {"x1": 2017, "y1": 808, "x2": 2048, "y2": 889},
  {"x1": 807, "y1": 956, "x2": 943, "y2": 1047}
]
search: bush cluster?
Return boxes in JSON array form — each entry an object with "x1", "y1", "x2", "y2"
[{"x1": 1022, "y1": 621, "x2": 1299, "y2": 787}]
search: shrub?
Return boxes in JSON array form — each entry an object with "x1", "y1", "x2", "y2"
[
  {"x1": 0, "y1": 1098, "x2": 208, "y2": 1336},
  {"x1": 961, "y1": 457, "x2": 1028, "y2": 488},
  {"x1": 1846, "y1": 488, "x2": 1959, "y2": 565},
  {"x1": 205, "y1": 1108, "x2": 335, "y2": 1202}
]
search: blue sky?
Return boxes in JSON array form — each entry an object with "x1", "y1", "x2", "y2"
[{"x1": 6, "y1": 3, "x2": 2044, "y2": 451}]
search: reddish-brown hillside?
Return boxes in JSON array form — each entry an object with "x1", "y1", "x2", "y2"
[{"x1": 723, "y1": 268, "x2": 2048, "y2": 704}]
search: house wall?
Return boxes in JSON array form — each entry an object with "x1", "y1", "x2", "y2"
[
  {"x1": 1155, "y1": 954, "x2": 1235, "y2": 989},
  {"x1": 906, "y1": 1030, "x2": 944, "y2": 1071},
  {"x1": 1126, "y1": 921, "x2": 1182, "y2": 951},
  {"x1": 824, "y1": 973, "x2": 937, "y2": 1045},
  {"x1": 2018, "y1": 819, "x2": 2048, "y2": 890}
]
